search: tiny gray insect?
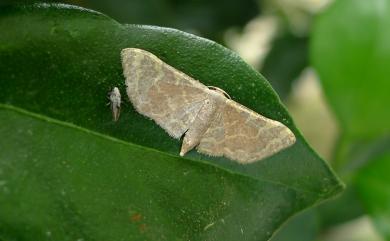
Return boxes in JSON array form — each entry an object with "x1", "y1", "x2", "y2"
[{"x1": 109, "y1": 87, "x2": 121, "y2": 121}]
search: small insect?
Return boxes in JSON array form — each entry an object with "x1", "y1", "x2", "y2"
[
  {"x1": 108, "y1": 87, "x2": 121, "y2": 121},
  {"x1": 121, "y1": 48, "x2": 296, "y2": 164}
]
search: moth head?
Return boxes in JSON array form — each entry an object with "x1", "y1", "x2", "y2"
[
  {"x1": 109, "y1": 87, "x2": 121, "y2": 104},
  {"x1": 111, "y1": 87, "x2": 120, "y2": 96}
]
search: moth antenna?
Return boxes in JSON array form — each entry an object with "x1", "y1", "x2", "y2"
[{"x1": 207, "y1": 86, "x2": 231, "y2": 99}]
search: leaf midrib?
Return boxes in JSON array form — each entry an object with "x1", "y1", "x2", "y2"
[{"x1": 0, "y1": 103, "x2": 328, "y2": 198}]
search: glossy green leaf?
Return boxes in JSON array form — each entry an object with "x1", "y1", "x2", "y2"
[
  {"x1": 356, "y1": 152, "x2": 390, "y2": 240},
  {"x1": 0, "y1": 3, "x2": 343, "y2": 240},
  {"x1": 0, "y1": 105, "x2": 306, "y2": 241}
]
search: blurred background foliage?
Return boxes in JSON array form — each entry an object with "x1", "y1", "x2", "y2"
[
  {"x1": 2, "y1": 0, "x2": 388, "y2": 240},
  {"x1": 1, "y1": 0, "x2": 260, "y2": 42}
]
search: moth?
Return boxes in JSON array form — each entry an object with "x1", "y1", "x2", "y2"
[
  {"x1": 109, "y1": 87, "x2": 121, "y2": 121},
  {"x1": 121, "y1": 48, "x2": 296, "y2": 164}
]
